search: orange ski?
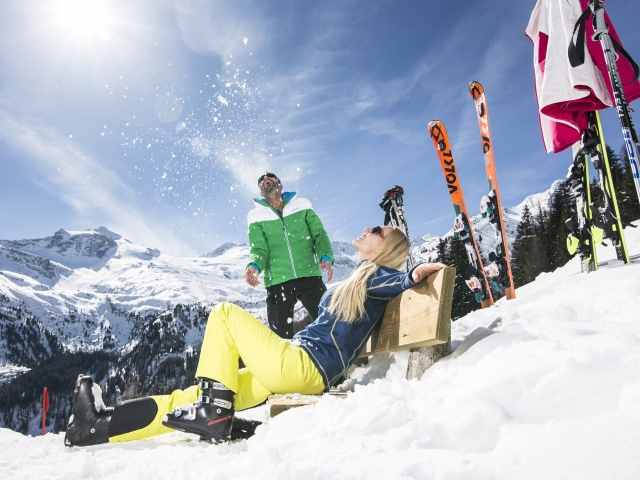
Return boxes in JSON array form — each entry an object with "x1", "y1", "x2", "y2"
[
  {"x1": 428, "y1": 120, "x2": 494, "y2": 308},
  {"x1": 469, "y1": 81, "x2": 516, "y2": 300}
]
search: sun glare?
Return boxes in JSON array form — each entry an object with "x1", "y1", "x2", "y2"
[
  {"x1": 37, "y1": 1, "x2": 147, "y2": 76},
  {"x1": 49, "y1": 0, "x2": 115, "y2": 44}
]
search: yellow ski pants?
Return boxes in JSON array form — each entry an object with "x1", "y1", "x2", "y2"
[{"x1": 110, "y1": 302, "x2": 325, "y2": 442}]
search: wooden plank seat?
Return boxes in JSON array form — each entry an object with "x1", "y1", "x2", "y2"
[
  {"x1": 267, "y1": 391, "x2": 348, "y2": 417},
  {"x1": 266, "y1": 266, "x2": 456, "y2": 418}
]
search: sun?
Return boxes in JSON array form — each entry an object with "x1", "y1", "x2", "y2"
[
  {"x1": 35, "y1": 1, "x2": 150, "y2": 78},
  {"x1": 49, "y1": 0, "x2": 116, "y2": 44}
]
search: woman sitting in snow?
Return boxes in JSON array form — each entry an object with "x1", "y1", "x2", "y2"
[{"x1": 65, "y1": 226, "x2": 444, "y2": 446}]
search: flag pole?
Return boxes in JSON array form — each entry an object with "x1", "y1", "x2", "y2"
[{"x1": 41, "y1": 387, "x2": 49, "y2": 435}]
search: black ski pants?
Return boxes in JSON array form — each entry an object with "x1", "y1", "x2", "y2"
[{"x1": 266, "y1": 276, "x2": 326, "y2": 339}]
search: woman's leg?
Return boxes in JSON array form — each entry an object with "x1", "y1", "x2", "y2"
[
  {"x1": 195, "y1": 302, "x2": 325, "y2": 402},
  {"x1": 67, "y1": 303, "x2": 324, "y2": 445},
  {"x1": 106, "y1": 374, "x2": 273, "y2": 444},
  {"x1": 108, "y1": 385, "x2": 199, "y2": 443},
  {"x1": 64, "y1": 376, "x2": 200, "y2": 446},
  {"x1": 162, "y1": 302, "x2": 324, "y2": 442},
  {"x1": 108, "y1": 370, "x2": 273, "y2": 443}
]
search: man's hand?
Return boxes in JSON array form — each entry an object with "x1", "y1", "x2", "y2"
[
  {"x1": 245, "y1": 267, "x2": 260, "y2": 287},
  {"x1": 411, "y1": 262, "x2": 446, "y2": 284},
  {"x1": 320, "y1": 261, "x2": 334, "y2": 283}
]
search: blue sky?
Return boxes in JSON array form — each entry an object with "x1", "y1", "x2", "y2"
[{"x1": 1, "y1": 0, "x2": 639, "y2": 255}]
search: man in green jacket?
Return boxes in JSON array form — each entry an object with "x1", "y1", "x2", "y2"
[{"x1": 245, "y1": 172, "x2": 334, "y2": 338}]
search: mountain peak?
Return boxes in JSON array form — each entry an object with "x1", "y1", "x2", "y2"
[
  {"x1": 95, "y1": 226, "x2": 122, "y2": 241},
  {"x1": 204, "y1": 242, "x2": 245, "y2": 257},
  {"x1": 53, "y1": 226, "x2": 122, "y2": 242},
  {"x1": 0, "y1": 227, "x2": 120, "y2": 271}
]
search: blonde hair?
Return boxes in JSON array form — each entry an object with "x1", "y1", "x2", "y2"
[{"x1": 328, "y1": 228, "x2": 409, "y2": 323}]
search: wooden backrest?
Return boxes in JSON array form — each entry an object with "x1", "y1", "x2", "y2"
[{"x1": 361, "y1": 266, "x2": 455, "y2": 355}]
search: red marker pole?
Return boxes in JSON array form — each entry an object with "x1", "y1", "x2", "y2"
[{"x1": 41, "y1": 387, "x2": 49, "y2": 435}]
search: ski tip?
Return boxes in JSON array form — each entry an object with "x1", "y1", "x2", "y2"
[
  {"x1": 427, "y1": 119, "x2": 446, "y2": 131},
  {"x1": 468, "y1": 80, "x2": 484, "y2": 96},
  {"x1": 427, "y1": 120, "x2": 448, "y2": 143}
]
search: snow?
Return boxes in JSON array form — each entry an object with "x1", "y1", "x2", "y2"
[
  {"x1": 0, "y1": 365, "x2": 30, "y2": 385},
  {"x1": 1, "y1": 229, "x2": 639, "y2": 479},
  {"x1": 509, "y1": 180, "x2": 560, "y2": 217}
]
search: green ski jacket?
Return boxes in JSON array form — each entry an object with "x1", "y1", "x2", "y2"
[{"x1": 246, "y1": 192, "x2": 333, "y2": 288}]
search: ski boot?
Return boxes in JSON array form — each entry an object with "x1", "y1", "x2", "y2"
[
  {"x1": 453, "y1": 214, "x2": 470, "y2": 242},
  {"x1": 162, "y1": 378, "x2": 234, "y2": 443},
  {"x1": 464, "y1": 274, "x2": 484, "y2": 304},
  {"x1": 64, "y1": 375, "x2": 113, "y2": 447},
  {"x1": 230, "y1": 417, "x2": 262, "y2": 440},
  {"x1": 483, "y1": 261, "x2": 500, "y2": 279},
  {"x1": 480, "y1": 193, "x2": 497, "y2": 221}
]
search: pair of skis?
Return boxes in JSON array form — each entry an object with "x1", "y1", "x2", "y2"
[
  {"x1": 565, "y1": 0, "x2": 638, "y2": 271},
  {"x1": 428, "y1": 81, "x2": 515, "y2": 308},
  {"x1": 566, "y1": 111, "x2": 631, "y2": 271},
  {"x1": 569, "y1": 0, "x2": 640, "y2": 208}
]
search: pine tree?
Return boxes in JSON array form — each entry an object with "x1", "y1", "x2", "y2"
[
  {"x1": 612, "y1": 146, "x2": 640, "y2": 225},
  {"x1": 511, "y1": 204, "x2": 546, "y2": 287},
  {"x1": 545, "y1": 180, "x2": 573, "y2": 270},
  {"x1": 534, "y1": 202, "x2": 552, "y2": 271},
  {"x1": 449, "y1": 238, "x2": 479, "y2": 320},
  {"x1": 433, "y1": 237, "x2": 476, "y2": 320},
  {"x1": 436, "y1": 237, "x2": 449, "y2": 262}
]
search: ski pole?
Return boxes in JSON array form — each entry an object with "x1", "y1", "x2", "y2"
[{"x1": 591, "y1": 0, "x2": 640, "y2": 207}]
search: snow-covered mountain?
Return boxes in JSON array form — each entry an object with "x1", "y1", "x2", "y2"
[
  {"x1": 0, "y1": 223, "x2": 638, "y2": 480},
  {"x1": 0, "y1": 227, "x2": 359, "y2": 355},
  {"x1": 0, "y1": 184, "x2": 559, "y2": 436}
]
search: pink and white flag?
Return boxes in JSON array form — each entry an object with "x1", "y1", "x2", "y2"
[{"x1": 526, "y1": 0, "x2": 640, "y2": 153}]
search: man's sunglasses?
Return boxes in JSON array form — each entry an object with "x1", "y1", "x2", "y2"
[
  {"x1": 371, "y1": 226, "x2": 384, "y2": 237},
  {"x1": 257, "y1": 173, "x2": 280, "y2": 185}
]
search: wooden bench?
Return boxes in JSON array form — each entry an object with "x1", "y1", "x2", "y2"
[{"x1": 267, "y1": 266, "x2": 456, "y2": 417}]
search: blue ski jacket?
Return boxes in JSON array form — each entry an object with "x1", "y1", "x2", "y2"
[{"x1": 293, "y1": 265, "x2": 416, "y2": 389}]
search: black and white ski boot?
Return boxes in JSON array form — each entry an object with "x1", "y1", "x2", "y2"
[
  {"x1": 162, "y1": 378, "x2": 234, "y2": 443},
  {"x1": 64, "y1": 374, "x2": 113, "y2": 447}
]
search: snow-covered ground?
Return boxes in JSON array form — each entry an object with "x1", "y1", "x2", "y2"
[{"x1": 1, "y1": 226, "x2": 638, "y2": 480}]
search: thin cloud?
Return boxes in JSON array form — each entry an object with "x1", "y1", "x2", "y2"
[
  {"x1": 174, "y1": 0, "x2": 267, "y2": 58},
  {"x1": 0, "y1": 108, "x2": 196, "y2": 255}
]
